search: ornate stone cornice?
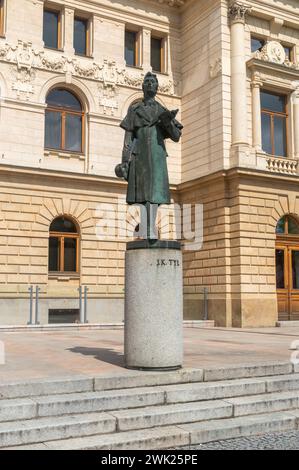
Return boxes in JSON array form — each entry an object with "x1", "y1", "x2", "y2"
[
  {"x1": 228, "y1": 1, "x2": 251, "y2": 24},
  {"x1": 152, "y1": 0, "x2": 186, "y2": 7}
]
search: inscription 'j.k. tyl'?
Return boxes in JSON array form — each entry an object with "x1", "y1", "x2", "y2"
[{"x1": 157, "y1": 259, "x2": 180, "y2": 267}]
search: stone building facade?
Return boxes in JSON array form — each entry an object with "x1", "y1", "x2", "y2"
[{"x1": 0, "y1": 0, "x2": 298, "y2": 327}]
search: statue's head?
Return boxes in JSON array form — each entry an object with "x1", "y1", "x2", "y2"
[{"x1": 142, "y1": 72, "x2": 159, "y2": 98}]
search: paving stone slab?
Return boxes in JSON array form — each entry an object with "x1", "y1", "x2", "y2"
[
  {"x1": 94, "y1": 368, "x2": 204, "y2": 391},
  {"x1": 111, "y1": 400, "x2": 233, "y2": 431},
  {"x1": 0, "y1": 377, "x2": 94, "y2": 399},
  {"x1": 178, "y1": 412, "x2": 296, "y2": 445},
  {"x1": 225, "y1": 391, "x2": 299, "y2": 416},
  {"x1": 203, "y1": 362, "x2": 293, "y2": 382},
  {"x1": 0, "y1": 412, "x2": 116, "y2": 448},
  {"x1": 44, "y1": 426, "x2": 190, "y2": 450},
  {"x1": 0, "y1": 398, "x2": 37, "y2": 422},
  {"x1": 164, "y1": 378, "x2": 266, "y2": 404},
  {"x1": 265, "y1": 374, "x2": 299, "y2": 392},
  {"x1": 34, "y1": 387, "x2": 165, "y2": 417}
]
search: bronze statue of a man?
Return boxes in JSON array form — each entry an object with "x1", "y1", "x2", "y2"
[{"x1": 115, "y1": 72, "x2": 183, "y2": 238}]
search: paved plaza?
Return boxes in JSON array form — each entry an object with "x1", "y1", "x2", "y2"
[{"x1": 0, "y1": 326, "x2": 298, "y2": 383}]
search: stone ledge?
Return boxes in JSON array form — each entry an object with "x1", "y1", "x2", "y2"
[{"x1": 0, "y1": 320, "x2": 214, "y2": 332}]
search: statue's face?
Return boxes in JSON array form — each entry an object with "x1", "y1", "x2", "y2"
[{"x1": 143, "y1": 76, "x2": 158, "y2": 98}]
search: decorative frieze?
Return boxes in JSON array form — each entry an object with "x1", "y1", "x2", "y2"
[
  {"x1": 0, "y1": 40, "x2": 177, "y2": 97},
  {"x1": 253, "y1": 41, "x2": 299, "y2": 70}
]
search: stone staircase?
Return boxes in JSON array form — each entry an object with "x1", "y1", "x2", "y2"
[{"x1": 1, "y1": 362, "x2": 299, "y2": 450}]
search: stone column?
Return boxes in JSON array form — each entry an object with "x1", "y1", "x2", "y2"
[
  {"x1": 293, "y1": 87, "x2": 299, "y2": 158},
  {"x1": 228, "y1": 2, "x2": 250, "y2": 146},
  {"x1": 251, "y1": 73, "x2": 263, "y2": 152}
]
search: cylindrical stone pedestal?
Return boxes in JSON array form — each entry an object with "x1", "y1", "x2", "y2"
[{"x1": 125, "y1": 240, "x2": 183, "y2": 371}]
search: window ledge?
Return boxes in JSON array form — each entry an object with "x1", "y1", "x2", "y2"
[
  {"x1": 49, "y1": 273, "x2": 80, "y2": 281},
  {"x1": 44, "y1": 150, "x2": 85, "y2": 160},
  {"x1": 126, "y1": 64, "x2": 143, "y2": 70}
]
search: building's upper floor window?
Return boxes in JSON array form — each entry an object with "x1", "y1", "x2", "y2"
[
  {"x1": 151, "y1": 36, "x2": 165, "y2": 73},
  {"x1": 43, "y1": 6, "x2": 62, "y2": 50},
  {"x1": 45, "y1": 88, "x2": 84, "y2": 154},
  {"x1": 125, "y1": 29, "x2": 139, "y2": 67},
  {"x1": 261, "y1": 91, "x2": 287, "y2": 157},
  {"x1": 49, "y1": 216, "x2": 79, "y2": 274},
  {"x1": 0, "y1": 0, "x2": 5, "y2": 37},
  {"x1": 74, "y1": 16, "x2": 90, "y2": 56},
  {"x1": 283, "y1": 45, "x2": 293, "y2": 62},
  {"x1": 251, "y1": 37, "x2": 265, "y2": 53}
]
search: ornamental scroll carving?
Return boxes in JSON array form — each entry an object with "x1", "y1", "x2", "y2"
[
  {"x1": 228, "y1": 1, "x2": 251, "y2": 24},
  {"x1": 0, "y1": 40, "x2": 178, "y2": 99}
]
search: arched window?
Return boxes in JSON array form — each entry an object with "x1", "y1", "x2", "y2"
[
  {"x1": 45, "y1": 88, "x2": 84, "y2": 153},
  {"x1": 276, "y1": 215, "x2": 299, "y2": 236},
  {"x1": 49, "y1": 216, "x2": 79, "y2": 273}
]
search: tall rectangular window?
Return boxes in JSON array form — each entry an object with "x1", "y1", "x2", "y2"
[
  {"x1": 261, "y1": 91, "x2": 287, "y2": 157},
  {"x1": 0, "y1": 0, "x2": 5, "y2": 37},
  {"x1": 151, "y1": 37, "x2": 164, "y2": 73},
  {"x1": 125, "y1": 30, "x2": 138, "y2": 67},
  {"x1": 43, "y1": 8, "x2": 61, "y2": 50},
  {"x1": 74, "y1": 16, "x2": 89, "y2": 56}
]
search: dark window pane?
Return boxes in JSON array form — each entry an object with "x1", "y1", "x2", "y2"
[
  {"x1": 274, "y1": 115, "x2": 287, "y2": 157},
  {"x1": 292, "y1": 251, "x2": 299, "y2": 289},
  {"x1": 276, "y1": 250, "x2": 285, "y2": 289},
  {"x1": 43, "y1": 10, "x2": 59, "y2": 49},
  {"x1": 64, "y1": 238, "x2": 77, "y2": 272},
  {"x1": 284, "y1": 46, "x2": 292, "y2": 61},
  {"x1": 288, "y1": 217, "x2": 299, "y2": 235},
  {"x1": 125, "y1": 31, "x2": 137, "y2": 66},
  {"x1": 49, "y1": 237, "x2": 60, "y2": 271},
  {"x1": 65, "y1": 114, "x2": 82, "y2": 152},
  {"x1": 45, "y1": 111, "x2": 61, "y2": 149},
  {"x1": 151, "y1": 37, "x2": 162, "y2": 72},
  {"x1": 50, "y1": 217, "x2": 77, "y2": 233},
  {"x1": 251, "y1": 37, "x2": 265, "y2": 53},
  {"x1": 276, "y1": 216, "x2": 286, "y2": 234},
  {"x1": 261, "y1": 113, "x2": 272, "y2": 154},
  {"x1": 46, "y1": 89, "x2": 82, "y2": 111},
  {"x1": 261, "y1": 91, "x2": 286, "y2": 113},
  {"x1": 74, "y1": 17, "x2": 87, "y2": 56}
]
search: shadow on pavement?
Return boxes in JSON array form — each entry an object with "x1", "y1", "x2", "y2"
[{"x1": 67, "y1": 346, "x2": 124, "y2": 367}]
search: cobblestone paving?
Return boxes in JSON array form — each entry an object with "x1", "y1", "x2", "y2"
[{"x1": 183, "y1": 431, "x2": 299, "y2": 450}]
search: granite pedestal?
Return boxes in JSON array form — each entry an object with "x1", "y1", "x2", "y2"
[{"x1": 124, "y1": 240, "x2": 183, "y2": 371}]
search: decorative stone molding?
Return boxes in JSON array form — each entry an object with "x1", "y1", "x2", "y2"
[
  {"x1": 266, "y1": 156, "x2": 298, "y2": 175},
  {"x1": 150, "y1": 0, "x2": 186, "y2": 7},
  {"x1": 253, "y1": 41, "x2": 299, "y2": 70},
  {"x1": 0, "y1": 40, "x2": 178, "y2": 97},
  {"x1": 209, "y1": 58, "x2": 222, "y2": 79},
  {"x1": 228, "y1": 1, "x2": 251, "y2": 24},
  {"x1": 251, "y1": 71, "x2": 263, "y2": 88}
]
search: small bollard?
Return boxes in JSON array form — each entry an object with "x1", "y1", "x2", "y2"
[
  {"x1": 78, "y1": 286, "x2": 84, "y2": 324},
  {"x1": 35, "y1": 286, "x2": 41, "y2": 325},
  {"x1": 84, "y1": 286, "x2": 89, "y2": 324},
  {"x1": 28, "y1": 286, "x2": 34, "y2": 325}
]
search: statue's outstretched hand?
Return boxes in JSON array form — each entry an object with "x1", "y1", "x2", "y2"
[{"x1": 115, "y1": 162, "x2": 129, "y2": 181}]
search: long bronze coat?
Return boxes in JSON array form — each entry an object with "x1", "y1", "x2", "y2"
[{"x1": 120, "y1": 100, "x2": 182, "y2": 205}]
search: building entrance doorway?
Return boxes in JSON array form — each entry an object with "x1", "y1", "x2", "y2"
[{"x1": 276, "y1": 215, "x2": 299, "y2": 321}]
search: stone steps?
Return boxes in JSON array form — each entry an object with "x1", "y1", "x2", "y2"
[
  {"x1": 1, "y1": 362, "x2": 299, "y2": 450},
  {"x1": 5, "y1": 411, "x2": 299, "y2": 450}
]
